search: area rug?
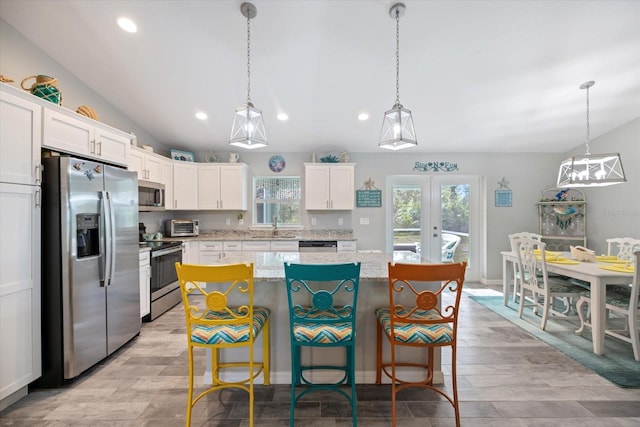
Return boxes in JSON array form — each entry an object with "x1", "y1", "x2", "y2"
[{"x1": 469, "y1": 295, "x2": 640, "y2": 388}]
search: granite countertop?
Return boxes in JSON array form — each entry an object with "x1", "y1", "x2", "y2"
[
  {"x1": 166, "y1": 229, "x2": 356, "y2": 242},
  {"x1": 197, "y1": 251, "x2": 426, "y2": 282}
]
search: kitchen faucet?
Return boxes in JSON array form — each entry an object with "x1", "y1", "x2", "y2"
[{"x1": 272, "y1": 216, "x2": 279, "y2": 236}]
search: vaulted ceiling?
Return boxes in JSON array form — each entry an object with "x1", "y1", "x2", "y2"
[{"x1": 2, "y1": 0, "x2": 639, "y2": 154}]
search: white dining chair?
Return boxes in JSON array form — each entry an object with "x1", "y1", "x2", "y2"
[
  {"x1": 607, "y1": 238, "x2": 640, "y2": 261},
  {"x1": 508, "y1": 232, "x2": 542, "y2": 303},
  {"x1": 515, "y1": 236, "x2": 582, "y2": 330},
  {"x1": 575, "y1": 251, "x2": 639, "y2": 361}
]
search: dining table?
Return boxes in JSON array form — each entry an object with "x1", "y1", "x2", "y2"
[{"x1": 501, "y1": 250, "x2": 634, "y2": 356}]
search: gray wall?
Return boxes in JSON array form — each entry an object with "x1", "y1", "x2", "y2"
[
  {"x1": 0, "y1": 19, "x2": 160, "y2": 149},
  {"x1": 3, "y1": 17, "x2": 638, "y2": 283}
]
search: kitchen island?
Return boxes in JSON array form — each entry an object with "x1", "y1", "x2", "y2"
[{"x1": 194, "y1": 251, "x2": 446, "y2": 385}]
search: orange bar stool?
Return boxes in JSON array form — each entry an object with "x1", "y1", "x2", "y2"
[
  {"x1": 175, "y1": 262, "x2": 270, "y2": 427},
  {"x1": 375, "y1": 262, "x2": 467, "y2": 427}
]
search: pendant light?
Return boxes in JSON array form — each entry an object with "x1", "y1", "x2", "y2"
[
  {"x1": 379, "y1": 3, "x2": 417, "y2": 150},
  {"x1": 229, "y1": 2, "x2": 267, "y2": 149},
  {"x1": 557, "y1": 81, "x2": 626, "y2": 187}
]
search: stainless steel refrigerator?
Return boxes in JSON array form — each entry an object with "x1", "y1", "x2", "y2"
[{"x1": 38, "y1": 156, "x2": 140, "y2": 386}]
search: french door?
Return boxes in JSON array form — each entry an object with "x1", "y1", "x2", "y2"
[{"x1": 386, "y1": 175, "x2": 482, "y2": 281}]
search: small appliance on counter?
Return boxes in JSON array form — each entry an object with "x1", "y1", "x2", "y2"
[{"x1": 165, "y1": 219, "x2": 199, "y2": 237}]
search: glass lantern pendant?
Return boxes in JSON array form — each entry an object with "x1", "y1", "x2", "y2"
[
  {"x1": 229, "y1": 2, "x2": 267, "y2": 150},
  {"x1": 557, "y1": 81, "x2": 625, "y2": 187},
  {"x1": 379, "y1": 3, "x2": 417, "y2": 151},
  {"x1": 230, "y1": 101, "x2": 267, "y2": 149},
  {"x1": 380, "y1": 102, "x2": 417, "y2": 150}
]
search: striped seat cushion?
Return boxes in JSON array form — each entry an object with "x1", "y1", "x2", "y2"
[
  {"x1": 190, "y1": 307, "x2": 270, "y2": 345},
  {"x1": 375, "y1": 307, "x2": 453, "y2": 344},
  {"x1": 292, "y1": 322, "x2": 352, "y2": 344}
]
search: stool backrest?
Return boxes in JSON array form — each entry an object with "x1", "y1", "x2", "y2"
[
  {"x1": 175, "y1": 262, "x2": 255, "y2": 331},
  {"x1": 386, "y1": 262, "x2": 466, "y2": 328},
  {"x1": 284, "y1": 262, "x2": 361, "y2": 327}
]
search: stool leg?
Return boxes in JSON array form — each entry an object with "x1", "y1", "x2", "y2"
[
  {"x1": 452, "y1": 344, "x2": 461, "y2": 427},
  {"x1": 186, "y1": 345, "x2": 194, "y2": 427},
  {"x1": 349, "y1": 344, "x2": 357, "y2": 427},
  {"x1": 375, "y1": 319, "x2": 382, "y2": 384},
  {"x1": 263, "y1": 319, "x2": 271, "y2": 385},
  {"x1": 289, "y1": 343, "x2": 298, "y2": 427}
]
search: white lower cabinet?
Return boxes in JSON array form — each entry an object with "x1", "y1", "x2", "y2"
[
  {"x1": 199, "y1": 241, "x2": 223, "y2": 264},
  {"x1": 241, "y1": 240, "x2": 271, "y2": 252},
  {"x1": 337, "y1": 241, "x2": 357, "y2": 252},
  {"x1": 270, "y1": 240, "x2": 299, "y2": 252},
  {"x1": 182, "y1": 241, "x2": 196, "y2": 264},
  {"x1": 223, "y1": 241, "x2": 243, "y2": 252},
  {"x1": 0, "y1": 183, "x2": 41, "y2": 407},
  {"x1": 138, "y1": 251, "x2": 151, "y2": 318}
]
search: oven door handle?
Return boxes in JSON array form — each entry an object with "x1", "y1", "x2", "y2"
[{"x1": 151, "y1": 246, "x2": 183, "y2": 258}]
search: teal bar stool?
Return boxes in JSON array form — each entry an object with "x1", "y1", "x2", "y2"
[{"x1": 284, "y1": 262, "x2": 362, "y2": 427}]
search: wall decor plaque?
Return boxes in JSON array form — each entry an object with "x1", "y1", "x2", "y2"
[
  {"x1": 356, "y1": 178, "x2": 382, "y2": 207},
  {"x1": 413, "y1": 161, "x2": 459, "y2": 172}
]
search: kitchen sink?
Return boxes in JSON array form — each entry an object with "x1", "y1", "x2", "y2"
[{"x1": 251, "y1": 234, "x2": 299, "y2": 239}]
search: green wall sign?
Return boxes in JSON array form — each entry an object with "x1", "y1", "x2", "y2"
[{"x1": 356, "y1": 190, "x2": 382, "y2": 207}]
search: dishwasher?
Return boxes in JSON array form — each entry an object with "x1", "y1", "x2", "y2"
[{"x1": 298, "y1": 240, "x2": 338, "y2": 252}]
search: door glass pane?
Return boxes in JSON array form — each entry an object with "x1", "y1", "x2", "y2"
[
  {"x1": 440, "y1": 184, "x2": 469, "y2": 264},
  {"x1": 392, "y1": 184, "x2": 421, "y2": 254}
]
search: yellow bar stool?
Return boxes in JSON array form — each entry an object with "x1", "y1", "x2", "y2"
[{"x1": 175, "y1": 262, "x2": 270, "y2": 427}]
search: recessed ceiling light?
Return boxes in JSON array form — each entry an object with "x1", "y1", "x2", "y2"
[
  {"x1": 358, "y1": 113, "x2": 369, "y2": 121},
  {"x1": 277, "y1": 113, "x2": 289, "y2": 121},
  {"x1": 195, "y1": 111, "x2": 208, "y2": 120},
  {"x1": 117, "y1": 17, "x2": 137, "y2": 33}
]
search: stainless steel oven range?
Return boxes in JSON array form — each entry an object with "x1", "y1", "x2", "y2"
[{"x1": 140, "y1": 240, "x2": 183, "y2": 321}]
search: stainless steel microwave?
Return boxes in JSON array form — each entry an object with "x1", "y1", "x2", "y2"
[{"x1": 138, "y1": 180, "x2": 165, "y2": 211}]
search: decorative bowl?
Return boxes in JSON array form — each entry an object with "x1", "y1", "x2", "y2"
[
  {"x1": 142, "y1": 233, "x2": 155, "y2": 241},
  {"x1": 320, "y1": 155, "x2": 340, "y2": 163}
]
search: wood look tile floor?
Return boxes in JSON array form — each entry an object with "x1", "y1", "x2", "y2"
[{"x1": 2, "y1": 283, "x2": 640, "y2": 426}]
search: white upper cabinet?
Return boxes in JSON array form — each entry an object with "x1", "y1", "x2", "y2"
[
  {"x1": 0, "y1": 89, "x2": 42, "y2": 186},
  {"x1": 197, "y1": 164, "x2": 221, "y2": 210},
  {"x1": 128, "y1": 146, "x2": 162, "y2": 182},
  {"x1": 198, "y1": 163, "x2": 248, "y2": 211},
  {"x1": 161, "y1": 158, "x2": 173, "y2": 210},
  {"x1": 304, "y1": 163, "x2": 355, "y2": 210},
  {"x1": 172, "y1": 161, "x2": 198, "y2": 210},
  {"x1": 42, "y1": 108, "x2": 130, "y2": 166}
]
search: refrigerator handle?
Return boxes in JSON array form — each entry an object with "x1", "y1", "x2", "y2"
[
  {"x1": 102, "y1": 191, "x2": 116, "y2": 286},
  {"x1": 99, "y1": 191, "x2": 108, "y2": 287},
  {"x1": 106, "y1": 191, "x2": 117, "y2": 286}
]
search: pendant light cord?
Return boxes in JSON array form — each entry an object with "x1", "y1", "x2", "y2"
[
  {"x1": 395, "y1": 8, "x2": 401, "y2": 106},
  {"x1": 585, "y1": 84, "x2": 590, "y2": 155},
  {"x1": 246, "y1": 10, "x2": 251, "y2": 104}
]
